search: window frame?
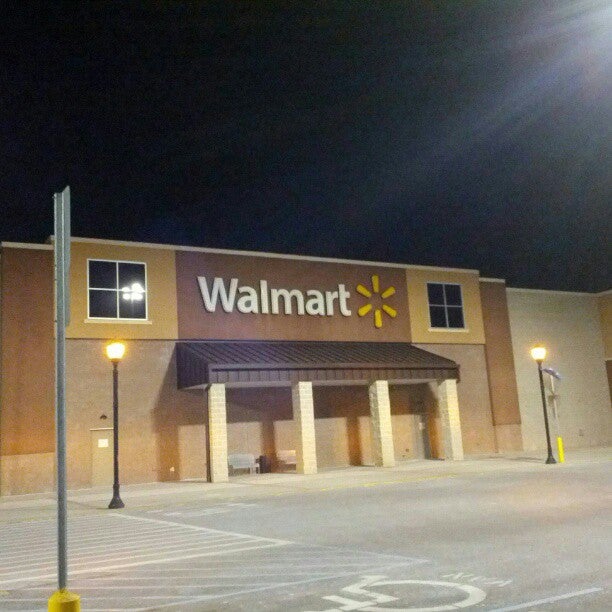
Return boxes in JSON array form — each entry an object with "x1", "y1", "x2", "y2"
[
  {"x1": 426, "y1": 282, "x2": 465, "y2": 330},
  {"x1": 87, "y1": 258, "x2": 148, "y2": 321}
]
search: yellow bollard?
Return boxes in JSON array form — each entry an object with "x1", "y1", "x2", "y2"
[
  {"x1": 48, "y1": 589, "x2": 81, "y2": 612},
  {"x1": 557, "y1": 437, "x2": 565, "y2": 463}
]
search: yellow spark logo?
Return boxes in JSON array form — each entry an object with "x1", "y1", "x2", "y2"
[{"x1": 356, "y1": 275, "x2": 397, "y2": 328}]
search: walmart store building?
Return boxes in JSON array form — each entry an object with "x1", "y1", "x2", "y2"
[{"x1": 1, "y1": 238, "x2": 610, "y2": 495}]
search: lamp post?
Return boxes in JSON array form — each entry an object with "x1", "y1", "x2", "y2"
[
  {"x1": 530, "y1": 345, "x2": 556, "y2": 464},
  {"x1": 105, "y1": 341, "x2": 126, "y2": 508}
]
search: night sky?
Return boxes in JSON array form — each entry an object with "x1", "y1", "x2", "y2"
[{"x1": 1, "y1": 1, "x2": 610, "y2": 291}]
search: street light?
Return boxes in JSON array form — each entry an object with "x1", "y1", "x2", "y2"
[
  {"x1": 530, "y1": 345, "x2": 556, "y2": 464},
  {"x1": 105, "y1": 341, "x2": 126, "y2": 508}
]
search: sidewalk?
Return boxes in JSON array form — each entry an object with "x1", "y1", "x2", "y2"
[{"x1": 1, "y1": 447, "x2": 610, "y2": 516}]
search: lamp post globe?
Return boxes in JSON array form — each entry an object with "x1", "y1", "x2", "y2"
[
  {"x1": 106, "y1": 341, "x2": 126, "y2": 362},
  {"x1": 530, "y1": 345, "x2": 546, "y2": 362},
  {"x1": 530, "y1": 345, "x2": 556, "y2": 464},
  {"x1": 105, "y1": 341, "x2": 126, "y2": 508}
]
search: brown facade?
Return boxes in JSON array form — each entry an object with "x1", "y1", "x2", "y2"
[
  {"x1": 597, "y1": 292, "x2": 612, "y2": 359},
  {"x1": 0, "y1": 248, "x2": 55, "y2": 456},
  {"x1": 176, "y1": 251, "x2": 411, "y2": 342},
  {"x1": 479, "y1": 281, "x2": 522, "y2": 451},
  {"x1": 598, "y1": 292, "x2": 612, "y2": 403},
  {"x1": 1, "y1": 239, "x2": 536, "y2": 495},
  {"x1": 0, "y1": 248, "x2": 56, "y2": 495}
]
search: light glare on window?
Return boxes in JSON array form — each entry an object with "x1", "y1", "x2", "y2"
[{"x1": 122, "y1": 282, "x2": 145, "y2": 302}]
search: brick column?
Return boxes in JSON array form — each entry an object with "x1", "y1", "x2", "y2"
[
  {"x1": 369, "y1": 380, "x2": 395, "y2": 467},
  {"x1": 438, "y1": 379, "x2": 464, "y2": 460},
  {"x1": 207, "y1": 383, "x2": 229, "y2": 482},
  {"x1": 292, "y1": 381, "x2": 318, "y2": 474}
]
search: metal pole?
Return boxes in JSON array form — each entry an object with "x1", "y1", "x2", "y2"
[
  {"x1": 49, "y1": 187, "x2": 81, "y2": 610},
  {"x1": 54, "y1": 189, "x2": 68, "y2": 590},
  {"x1": 538, "y1": 362, "x2": 556, "y2": 464},
  {"x1": 108, "y1": 361, "x2": 124, "y2": 509}
]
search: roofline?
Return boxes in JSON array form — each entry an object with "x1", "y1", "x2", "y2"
[
  {"x1": 4, "y1": 238, "x2": 610, "y2": 294},
  {"x1": 44, "y1": 235, "x2": 481, "y2": 275},
  {"x1": 1, "y1": 241, "x2": 53, "y2": 251},
  {"x1": 506, "y1": 286, "x2": 594, "y2": 297}
]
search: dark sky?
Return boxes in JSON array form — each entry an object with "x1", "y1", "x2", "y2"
[{"x1": 1, "y1": 1, "x2": 610, "y2": 291}]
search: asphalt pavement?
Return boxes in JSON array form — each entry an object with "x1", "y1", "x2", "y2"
[{"x1": 0, "y1": 448, "x2": 610, "y2": 611}]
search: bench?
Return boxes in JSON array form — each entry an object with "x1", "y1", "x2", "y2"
[
  {"x1": 276, "y1": 449, "x2": 297, "y2": 471},
  {"x1": 227, "y1": 453, "x2": 258, "y2": 475}
]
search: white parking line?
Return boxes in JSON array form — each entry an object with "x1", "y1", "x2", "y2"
[
  {"x1": 11, "y1": 512, "x2": 573, "y2": 612},
  {"x1": 0, "y1": 510, "x2": 432, "y2": 611},
  {"x1": 112, "y1": 512, "x2": 291, "y2": 542},
  {"x1": 488, "y1": 587, "x2": 604, "y2": 611},
  {"x1": 0, "y1": 533, "x2": 237, "y2": 567},
  {"x1": 0, "y1": 541, "x2": 288, "y2": 588},
  {"x1": 0, "y1": 513, "x2": 291, "y2": 591},
  {"x1": 0, "y1": 539, "x2": 284, "y2": 581}
]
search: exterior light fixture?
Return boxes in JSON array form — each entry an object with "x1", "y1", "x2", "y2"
[
  {"x1": 105, "y1": 341, "x2": 126, "y2": 508},
  {"x1": 530, "y1": 344, "x2": 556, "y2": 464},
  {"x1": 105, "y1": 341, "x2": 126, "y2": 362},
  {"x1": 530, "y1": 345, "x2": 547, "y2": 362}
]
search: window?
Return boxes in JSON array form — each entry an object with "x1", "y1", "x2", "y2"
[
  {"x1": 427, "y1": 282, "x2": 465, "y2": 329},
  {"x1": 88, "y1": 260, "x2": 147, "y2": 320}
]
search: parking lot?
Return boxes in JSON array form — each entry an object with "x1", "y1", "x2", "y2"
[{"x1": 1, "y1": 449, "x2": 610, "y2": 610}]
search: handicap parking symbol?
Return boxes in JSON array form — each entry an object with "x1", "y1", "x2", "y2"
[{"x1": 307, "y1": 574, "x2": 487, "y2": 611}]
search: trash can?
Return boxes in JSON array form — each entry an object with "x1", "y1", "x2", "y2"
[{"x1": 257, "y1": 455, "x2": 271, "y2": 474}]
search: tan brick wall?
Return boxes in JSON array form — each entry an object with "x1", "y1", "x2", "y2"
[
  {"x1": 65, "y1": 339, "x2": 205, "y2": 489},
  {"x1": 0, "y1": 452, "x2": 55, "y2": 496}
]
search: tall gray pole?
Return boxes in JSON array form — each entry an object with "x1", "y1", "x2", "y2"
[
  {"x1": 49, "y1": 186, "x2": 80, "y2": 610},
  {"x1": 53, "y1": 186, "x2": 71, "y2": 591}
]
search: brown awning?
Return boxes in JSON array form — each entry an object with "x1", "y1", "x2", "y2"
[{"x1": 176, "y1": 340, "x2": 459, "y2": 388}]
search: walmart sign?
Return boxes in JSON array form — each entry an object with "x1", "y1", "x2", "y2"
[
  {"x1": 197, "y1": 274, "x2": 397, "y2": 328},
  {"x1": 198, "y1": 277, "x2": 352, "y2": 317}
]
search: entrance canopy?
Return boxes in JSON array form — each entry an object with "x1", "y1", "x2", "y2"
[{"x1": 176, "y1": 340, "x2": 459, "y2": 389}]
